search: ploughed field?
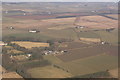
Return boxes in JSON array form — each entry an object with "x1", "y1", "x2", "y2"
[
  {"x1": 57, "y1": 43, "x2": 118, "y2": 62},
  {"x1": 43, "y1": 54, "x2": 118, "y2": 76}
]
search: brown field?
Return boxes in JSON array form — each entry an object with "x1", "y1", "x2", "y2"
[
  {"x1": 103, "y1": 46, "x2": 118, "y2": 56},
  {"x1": 3, "y1": 15, "x2": 117, "y2": 32},
  {"x1": 57, "y1": 45, "x2": 104, "y2": 62},
  {"x1": 11, "y1": 41, "x2": 50, "y2": 49},
  {"x1": 58, "y1": 42, "x2": 90, "y2": 50},
  {"x1": 2, "y1": 17, "x2": 75, "y2": 30},
  {"x1": 75, "y1": 15, "x2": 118, "y2": 28},
  {"x1": 57, "y1": 44, "x2": 118, "y2": 62}
]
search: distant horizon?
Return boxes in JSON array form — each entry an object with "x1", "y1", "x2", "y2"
[{"x1": 2, "y1": 0, "x2": 119, "y2": 2}]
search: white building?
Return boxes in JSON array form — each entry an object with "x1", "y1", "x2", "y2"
[
  {"x1": 75, "y1": 26, "x2": 85, "y2": 29},
  {"x1": 29, "y1": 30, "x2": 37, "y2": 33},
  {"x1": 27, "y1": 54, "x2": 32, "y2": 57}
]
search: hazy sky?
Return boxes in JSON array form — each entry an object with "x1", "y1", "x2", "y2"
[{"x1": 2, "y1": 0, "x2": 119, "y2": 2}]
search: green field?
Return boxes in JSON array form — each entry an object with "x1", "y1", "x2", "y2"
[
  {"x1": 78, "y1": 31, "x2": 100, "y2": 38},
  {"x1": 27, "y1": 66, "x2": 73, "y2": 78},
  {"x1": 3, "y1": 28, "x2": 118, "y2": 45},
  {"x1": 95, "y1": 30, "x2": 118, "y2": 44},
  {"x1": 43, "y1": 54, "x2": 118, "y2": 77},
  {"x1": 42, "y1": 28, "x2": 78, "y2": 40},
  {"x1": 3, "y1": 30, "x2": 56, "y2": 42}
]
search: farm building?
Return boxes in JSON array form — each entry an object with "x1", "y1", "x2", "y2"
[
  {"x1": 27, "y1": 53, "x2": 32, "y2": 57},
  {"x1": 43, "y1": 51, "x2": 53, "y2": 55},
  {"x1": 75, "y1": 26, "x2": 85, "y2": 29},
  {"x1": 10, "y1": 26, "x2": 14, "y2": 30},
  {"x1": 29, "y1": 29, "x2": 39, "y2": 33},
  {"x1": 80, "y1": 37, "x2": 101, "y2": 43},
  {"x1": 106, "y1": 27, "x2": 115, "y2": 32},
  {"x1": 6, "y1": 26, "x2": 14, "y2": 30},
  {"x1": 23, "y1": 13, "x2": 26, "y2": 16},
  {"x1": 101, "y1": 41, "x2": 109, "y2": 45}
]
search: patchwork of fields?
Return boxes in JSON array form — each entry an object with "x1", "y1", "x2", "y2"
[
  {"x1": 3, "y1": 8, "x2": 118, "y2": 78},
  {"x1": 43, "y1": 54, "x2": 118, "y2": 76}
]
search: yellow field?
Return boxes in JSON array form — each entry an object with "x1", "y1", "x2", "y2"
[
  {"x1": 2, "y1": 72, "x2": 23, "y2": 78},
  {"x1": 109, "y1": 68, "x2": 118, "y2": 78},
  {"x1": 80, "y1": 37, "x2": 101, "y2": 43},
  {"x1": 11, "y1": 41, "x2": 50, "y2": 49}
]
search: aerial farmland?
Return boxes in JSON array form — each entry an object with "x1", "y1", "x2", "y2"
[{"x1": 2, "y1": 2, "x2": 118, "y2": 79}]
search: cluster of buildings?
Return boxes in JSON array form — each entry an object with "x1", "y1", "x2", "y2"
[{"x1": 42, "y1": 50, "x2": 68, "y2": 55}]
